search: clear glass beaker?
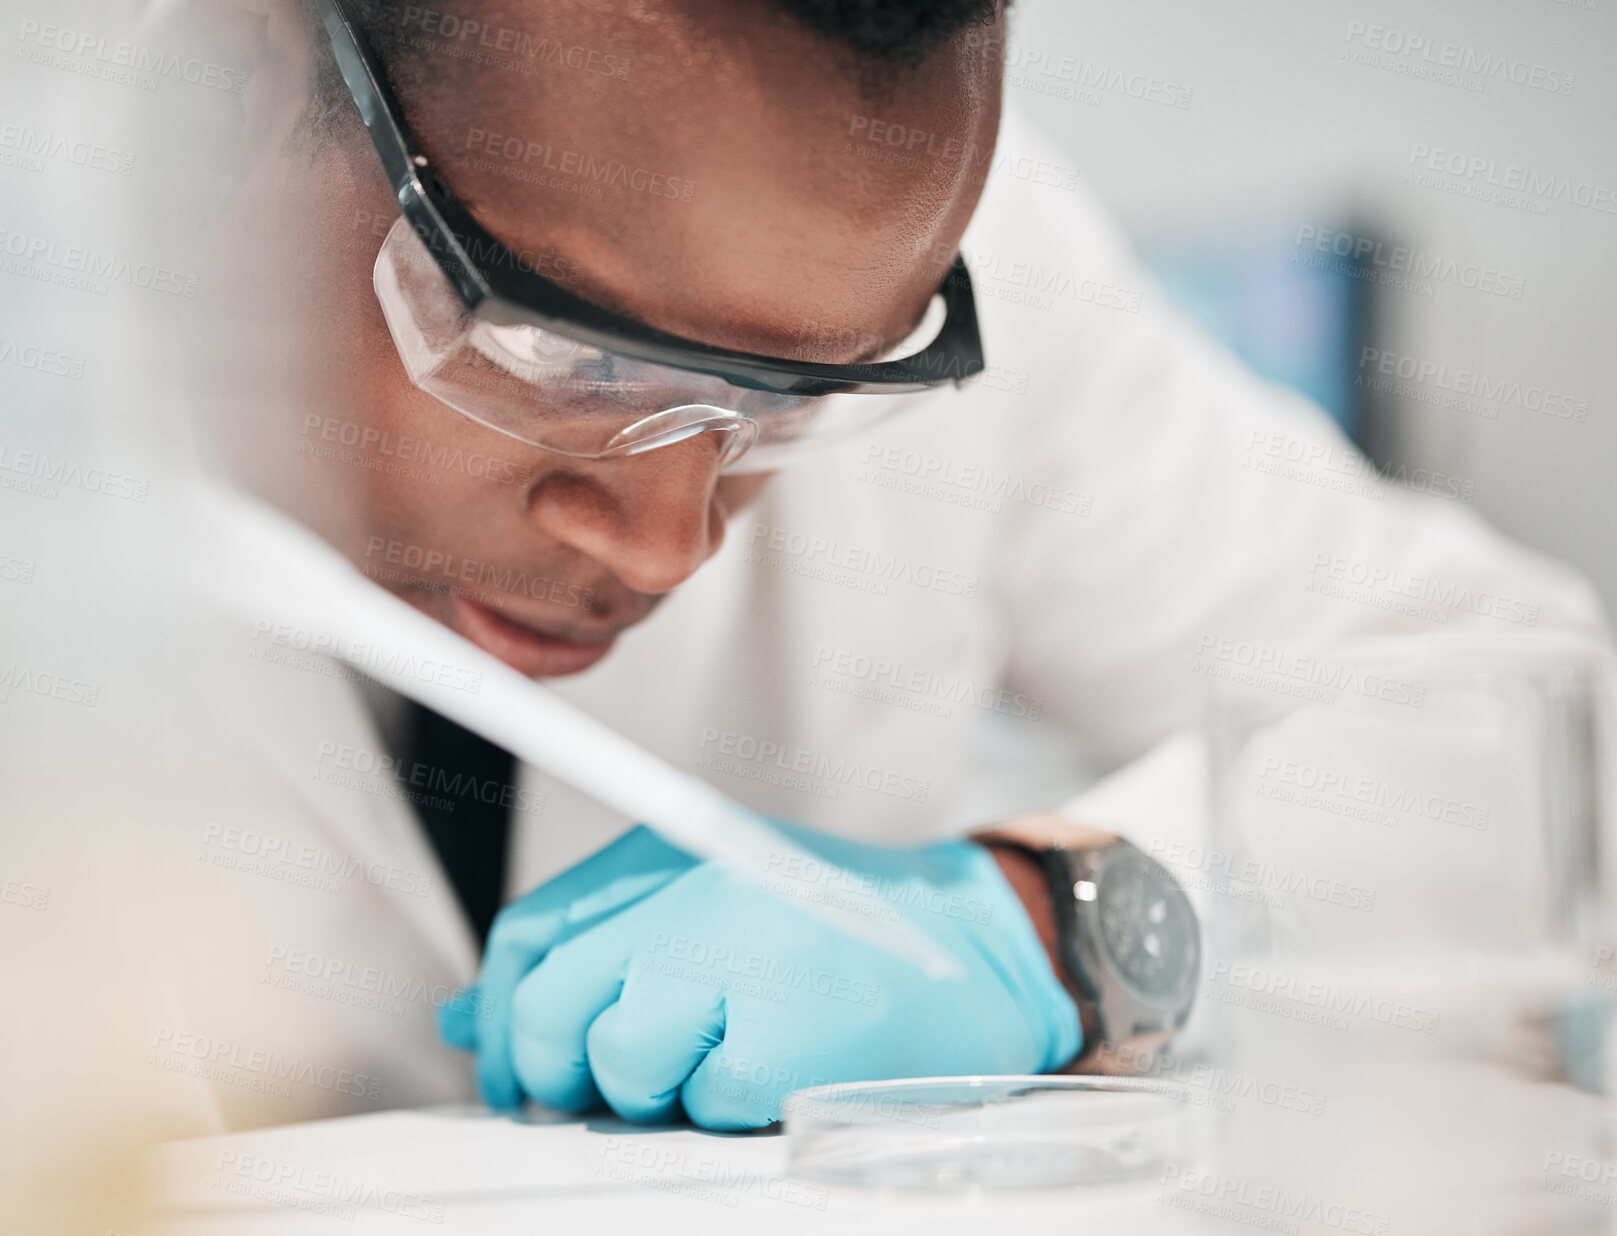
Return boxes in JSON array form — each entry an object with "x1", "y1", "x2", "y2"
[{"x1": 1198, "y1": 634, "x2": 1610, "y2": 1235}]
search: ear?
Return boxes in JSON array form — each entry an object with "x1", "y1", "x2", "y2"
[
  {"x1": 249, "y1": 0, "x2": 325, "y2": 168},
  {"x1": 169, "y1": 0, "x2": 328, "y2": 185}
]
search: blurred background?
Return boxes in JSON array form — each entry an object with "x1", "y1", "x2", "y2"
[{"x1": 1006, "y1": 0, "x2": 1617, "y2": 614}]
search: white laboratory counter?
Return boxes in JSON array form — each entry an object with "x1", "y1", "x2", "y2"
[{"x1": 144, "y1": 1105, "x2": 1207, "y2": 1235}]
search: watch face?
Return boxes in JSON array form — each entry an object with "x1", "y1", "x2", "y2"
[{"x1": 1094, "y1": 851, "x2": 1200, "y2": 1004}]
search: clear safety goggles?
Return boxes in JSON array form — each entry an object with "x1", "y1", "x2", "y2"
[
  {"x1": 375, "y1": 218, "x2": 957, "y2": 474},
  {"x1": 321, "y1": 0, "x2": 985, "y2": 474}
]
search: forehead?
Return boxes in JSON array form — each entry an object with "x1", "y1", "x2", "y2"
[{"x1": 381, "y1": 0, "x2": 1000, "y2": 358}]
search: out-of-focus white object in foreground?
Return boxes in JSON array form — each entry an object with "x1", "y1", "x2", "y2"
[{"x1": 179, "y1": 481, "x2": 962, "y2": 981}]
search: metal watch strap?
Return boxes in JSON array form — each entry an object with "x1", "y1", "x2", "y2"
[
  {"x1": 981, "y1": 836, "x2": 1110, "y2": 1036},
  {"x1": 987, "y1": 836, "x2": 1197, "y2": 1052},
  {"x1": 1035, "y1": 842, "x2": 1114, "y2": 1041}
]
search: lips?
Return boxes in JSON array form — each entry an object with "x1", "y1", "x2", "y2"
[{"x1": 451, "y1": 595, "x2": 618, "y2": 677}]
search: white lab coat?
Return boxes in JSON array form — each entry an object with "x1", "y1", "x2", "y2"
[{"x1": 2, "y1": 107, "x2": 1608, "y2": 1164}]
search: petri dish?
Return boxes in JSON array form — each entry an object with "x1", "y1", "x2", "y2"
[{"x1": 783, "y1": 1074, "x2": 1192, "y2": 1192}]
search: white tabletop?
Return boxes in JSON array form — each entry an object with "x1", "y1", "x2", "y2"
[{"x1": 144, "y1": 1105, "x2": 1205, "y2": 1235}]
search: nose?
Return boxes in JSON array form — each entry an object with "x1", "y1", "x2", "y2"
[{"x1": 526, "y1": 428, "x2": 735, "y2": 595}]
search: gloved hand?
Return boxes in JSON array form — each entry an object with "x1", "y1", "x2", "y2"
[
  {"x1": 438, "y1": 825, "x2": 699, "y2": 1109},
  {"x1": 442, "y1": 823, "x2": 1080, "y2": 1129}
]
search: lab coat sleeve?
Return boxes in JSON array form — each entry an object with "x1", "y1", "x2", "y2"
[{"x1": 984, "y1": 199, "x2": 1611, "y2": 845}]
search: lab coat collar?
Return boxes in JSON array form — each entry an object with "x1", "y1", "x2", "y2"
[{"x1": 182, "y1": 607, "x2": 481, "y2": 984}]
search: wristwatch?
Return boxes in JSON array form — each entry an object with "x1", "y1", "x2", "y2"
[{"x1": 994, "y1": 836, "x2": 1201, "y2": 1057}]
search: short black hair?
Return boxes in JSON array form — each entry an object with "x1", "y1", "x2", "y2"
[
  {"x1": 754, "y1": 0, "x2": 1000, "y2": 64},
  {"x1": 294, "y1": 0, "x2": 1002, "y2": 146}
]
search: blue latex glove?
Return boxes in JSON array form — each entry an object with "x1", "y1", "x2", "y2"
[
  {"x1": 438, "y1": 825, "x2": 698, "y2": 1109},
  {"x1": 443, "y1": 823, "x2": 1080, "y2": 1128}
]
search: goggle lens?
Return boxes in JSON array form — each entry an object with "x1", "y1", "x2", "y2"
[{"x1": 373, "y1": 217, "x2": 942, "y2": 473}]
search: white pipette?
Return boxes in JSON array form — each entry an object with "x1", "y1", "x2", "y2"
[{"x1": 182, "y1": 483, "x2": 962, "y2": 981}]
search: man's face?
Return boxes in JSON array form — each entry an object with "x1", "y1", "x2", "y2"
[{"x1": 215, "y1": 0, "x2": 1001, "y2": 676}]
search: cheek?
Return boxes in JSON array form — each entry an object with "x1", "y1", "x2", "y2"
[
  {"x1": 363, "y1": 384, "x2": 515, "y2": 526},
  {"x1": 311, "y1": 319, "x2": 514, "y2": 563}
]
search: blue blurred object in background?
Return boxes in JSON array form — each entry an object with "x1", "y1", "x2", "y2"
[{"x1": 1142, "y1": 237, "x2": 1367, "y2": 445}]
